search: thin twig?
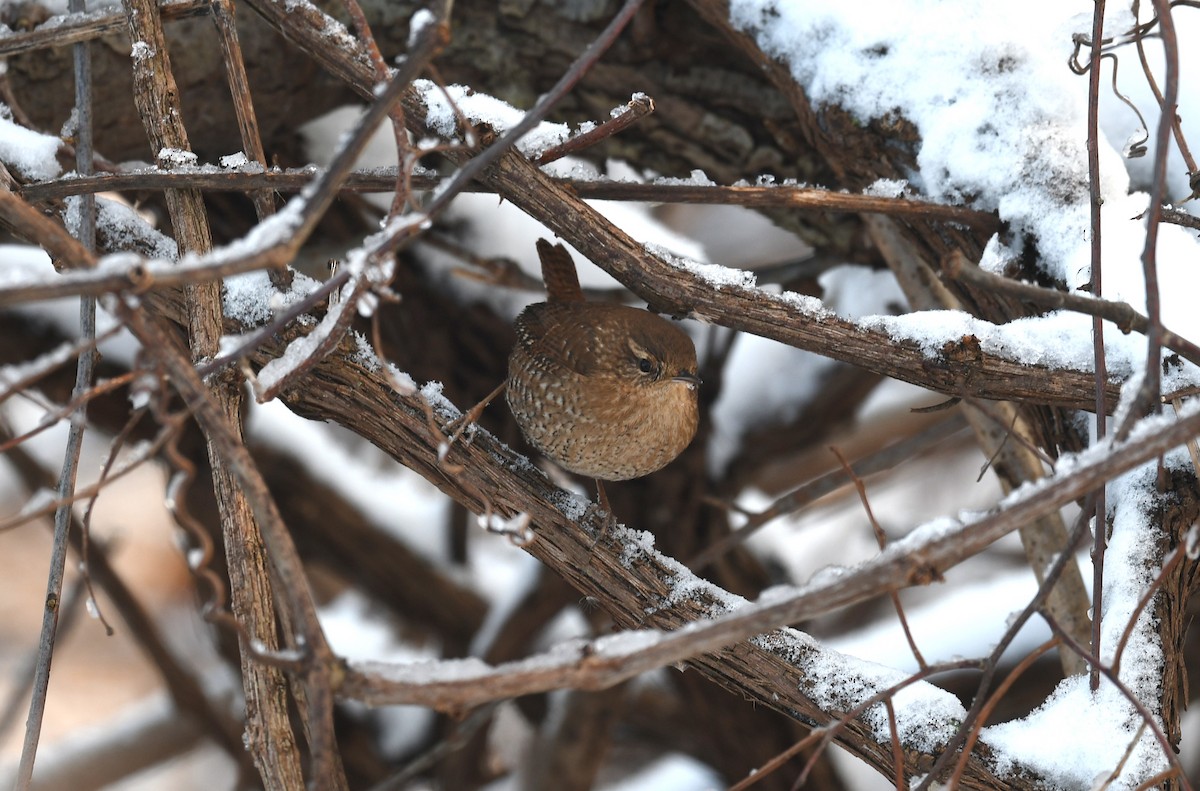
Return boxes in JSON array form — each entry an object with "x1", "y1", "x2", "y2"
[
  {"x1": 882, "y1": 698, "x2": 905, "y2": 791},
  {"x1": 913, "y1": 497, "x2": 1094, "y2": 790},
  {"x1": 0, "y1": 414, "x2": 182, "y2": 534},
  {"x1": 1045, "y1": 614, "x2": 1193, "y2": 791},
  {"x1": 0, "y1": 326, "x2": 122, "y2": 407},
  {"x1": 1085, "y1": 0, "x2": 1110, "y2": 695},
  {"x1": 831, "y1": 446, "x2": 926, "y2": 670},
  {"x1": 1118, "y1": 0, "x2": 1180, "y2": 439},
  {"x1": 1099, "y1": 722, "x2": 1150, "y2": 791},
  {"x1": 0, "y1": 580, "x2": 87, "y2": 742},
  {"x1": 689, "y1": 415, "x2": 967, "y2": 571},
  {"x1": 942, "y1": 252, "x2": 1200, "y2": 370},
  {"x1": 1131, "y1": 1, "x2": 1199, "y2": 196},
  {"x1": 947, "y1": 638, "x2": 1058, "y2": 787},
  {"x1": 533, "y1": 93, "x2": 655, "y2": 166},
  {"x1": 21, "y1": 168, "x2": 1000, "y2": 230},
  {"x1": 12, "y1": 9, "x2": 96, "y2": 783},
  {"x1": 0, "y1": 371, "x2": 137, "y2": 456},
  {"x1": 0, "y1": 423, "x2": 251, "y2": 766}
]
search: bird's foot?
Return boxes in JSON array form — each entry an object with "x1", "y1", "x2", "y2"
[{"x1": 583, "y1": 480, "x2": 620, "y2": 550}]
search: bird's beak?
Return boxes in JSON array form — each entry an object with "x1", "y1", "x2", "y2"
[{"x1": 672, "y1": 372, "x2": 702, "y2": 390}]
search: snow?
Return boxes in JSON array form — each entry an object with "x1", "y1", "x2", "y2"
[
  {"x1": 707, "y1": 265, "x2": 904, "y2": 474},
  {"x1": 707, "y1": 336, "x2": 830, "y2": 474},
  {"x1": 406, "y1": 8, "x2": 436, "y2": 49},
  {"x1": 67, "y1": 195, "x2": 179, "y2": 261},
  {"x1": 652, "y1": 169, "x2": 717, "y2": 187},
  {"x1": 984, "y1": 675, "x2": 1163, "y2": 789},
  {"x1": 754, "y1": 627, "x2": 965, "y2": 754},
  {"x1": 731, "y1": 0, "x2": 1129, "y2": 284},
  {"x1": 863, "y1": 178, "x2": 910, "y2": 198},
  {"x1": 218, "y1": 151, "x2": 250, "y2": 169},
  {"x1": 1, "y1": 1, "x2": 1194, "y2": 786},
  {"x1": 984, "y1": 458, "x2": 1181, "y2": 789},
  {"x1": 221, "y1": 268, "x2": 321, "y2": 327},
  {"x1": 223, "y1": 266, "x2": 397, "y2": 394},
  {"x1": 827, "y1": 565, "x2": 1056, "y2": 672},
  {"x1": 727, "y1": 0, "x2": 1200, "y2": 364},
  {"x1": 646, "y1": 242, "x2": 756, "y2": 292},
  {"x1": 0, "y1": 107, "x2": 62, "y2": 180},
  {"x1": 0, "y1": 338, "x2": 77, "y2": 393},
  {"x1": 156, "y1": 147, "x2": 198, "y2": 169},
  {"x1": 414, "y1": 79, "x2": 572, "y2": 160},
  {"x1": 129, "y1": 40, "x2": 153, "y2": 62},
  {"x1": 600, "y1": 754, "x2": 722, "y2": 791},
  {"x1": 0, "y1": 244, "x2": 142, "y2": 366},
  {"x1": 860, "y1": 309, "x2": 1138, "y2": 376}
]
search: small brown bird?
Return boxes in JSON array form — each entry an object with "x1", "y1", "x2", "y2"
[{"x1": 506, "y1": 240, "x2": 700, "y2": 488}]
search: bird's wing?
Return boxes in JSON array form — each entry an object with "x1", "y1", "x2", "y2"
[{"x1": 514, "y1": 302, "x2": 608, "y2": 376}]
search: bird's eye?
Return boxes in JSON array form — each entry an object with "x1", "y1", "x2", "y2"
[{"x1": 637, "y1": 357, "x2": 655, "y2": 375}]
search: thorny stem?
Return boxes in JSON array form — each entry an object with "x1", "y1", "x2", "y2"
[
  {"x1": 14, "y1": 3, "x2": 96, "y2": 784},
  {"x1": 1086, "y1": 0, "x2": 1109, "y2": 695}
]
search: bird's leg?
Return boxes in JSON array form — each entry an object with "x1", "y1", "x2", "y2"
[
  {"x1": 444, "y1": 380, "x2": 506, "y2": 447},
  {"x1": 596, "y1": 479, "x2": 611, "y2": 516},
  {"x1": 593, "y1": 479, "x2": 620, "y2": 534}
]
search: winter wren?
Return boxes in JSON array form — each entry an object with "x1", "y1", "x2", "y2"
[{"x1": 506, "y1": 239, "x2": 700, "y2": 481}]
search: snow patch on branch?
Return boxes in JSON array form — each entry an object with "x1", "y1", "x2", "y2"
[
  {"x1": 982, "y1": 456, "x2": 1183, "y2": 788},
  {"x1": 0, "y1": 109, "x2": 61, "y2": 181},
  {"x1": 414, "y1": 79, "x2": 572, "y2": 159}
]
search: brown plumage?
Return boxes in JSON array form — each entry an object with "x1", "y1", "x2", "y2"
[{"x1": 506, "y1": 240, "x2": 700, "y2": 481}]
